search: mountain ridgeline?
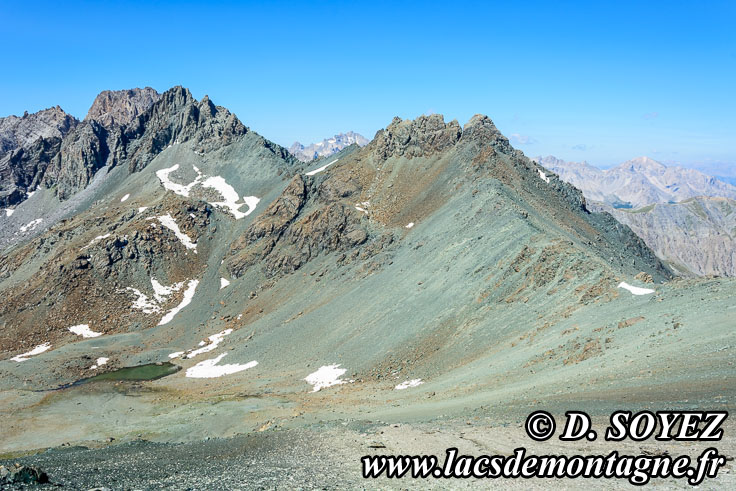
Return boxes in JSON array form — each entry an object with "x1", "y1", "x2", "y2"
[{"x1": 5, "y1": 87, "x2": 731, "y2": 466}]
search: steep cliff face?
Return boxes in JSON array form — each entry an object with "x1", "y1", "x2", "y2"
[
  {"x1": 0, "y1": 107, "x2": 79, "y2": 206},
  {"x1": 85, "y1": 87, "x2": 161, "y2": 128},
  {"x1": 120, "y1": 87, "x2": 249, "y2": 173},
  {"x1": 0, "y1": 106, "x2": 78, "y2": 155}
]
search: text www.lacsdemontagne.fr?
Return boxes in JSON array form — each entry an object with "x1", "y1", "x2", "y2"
[{"x1": 362, "y1": 447, "x2": 727, "y2": 486}]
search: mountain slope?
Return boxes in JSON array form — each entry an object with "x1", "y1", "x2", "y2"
[
  {"x1": 592, "y1": 197, "x2": 736, "y2": 276},
  {"x1": 540, "y1": 155, "x2": 736, "y2": 276},
  {"x1": 0, "y1": 106, "x2": 79, "y2": 207},
  {"x1": 0, "y1": 86, "x2": 297, "y2": 250},
  {"x1": 289, "y1": 131, "x2": 368, "y2": 162},
  {"x1": 0, "y1": 101, "x2": 732, "y2": 477}
]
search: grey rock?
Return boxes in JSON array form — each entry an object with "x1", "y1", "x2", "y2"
[
  {"x1": 85, "y1": 87, "x2": 161, "y2": 128},
  {"x1": 0, "y1": 105, "x2": 78, "y2": 156},
  {"x1": 0, "y1": 463, "x2": 49, "y2": 484}
]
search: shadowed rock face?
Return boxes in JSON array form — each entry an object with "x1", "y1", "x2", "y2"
[
  {"x1": 120, "y1": 87, "x2": 250, "y2": 173},
  {"x1": 0, "y1": 106, "x2": 79, "y2": 206}
]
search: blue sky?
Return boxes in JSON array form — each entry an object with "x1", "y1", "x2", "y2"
[{"x1": 1, "y1": 0, "x2": 734, "y2": 170}]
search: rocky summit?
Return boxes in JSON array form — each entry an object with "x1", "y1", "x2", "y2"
[{"x1": 0, "y1": 88, "x2": 734, "y2": 488}]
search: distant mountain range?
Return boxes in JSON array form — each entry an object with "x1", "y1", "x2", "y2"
[
  {"x1": 536, "y1": 155, "x2": 736, "y2": 209},
  {"x1": 289, "y1": 131, "x2": 368, "y2": 162},
  {"x1": 536, "y1": 155, "x2": 736, "y2": 276}
]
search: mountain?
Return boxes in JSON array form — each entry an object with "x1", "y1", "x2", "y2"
[
  {"x1": 537, "y1": 156, "x2": 736, "y2": 276},
  {"x1": 0, "y1": 86, "x2": 279, "y2": 248},
  {"x1": 289, "y1": 131, "x2": 368, "y2": 162},
  {"x1": 537, "y1": 155, "x2": 736, "y2": 208},
  {"x1": 0, "y1": 95, "x2": 733, "y2": 486},
  {"x1": 591, "y1": 197, "x2": 736, "y2": 276},
  {"x1": 85, "y1": 87, "x2": 161, "y2": 128},
  {"x1": 0, "y1": 106, "x2": 79, "y2": 206}
]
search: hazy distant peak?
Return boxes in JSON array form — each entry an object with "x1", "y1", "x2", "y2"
[
  {"x1": 290, "y1": 131, "x2": 368, "y2": 162},
  {"x1": 619, "y1": 156, "x2": 667, "y2": 172},
  {"x1": 541, "y1": 155, "x2": 736, "y2": 209}
]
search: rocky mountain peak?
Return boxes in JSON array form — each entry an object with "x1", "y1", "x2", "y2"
[
  {"x1": 85, "y1": 87, "x2": 161, "y2": 128},
  {"x1": 0, "y1": 106, "x2": 78, "y2": 155},
  {"x1": 370, "y1": 114, "x2": 462, "y2": 160},
  {"x1": 620, "y1": 156, "x2": 667, "y2": 173},
  {"x1": 460, "y1": 113, "x2": 512, "y2": 150}
]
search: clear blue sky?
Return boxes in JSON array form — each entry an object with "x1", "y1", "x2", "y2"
[{"x1": 1, "y1": 0, "x2": 734, "y2": 170}]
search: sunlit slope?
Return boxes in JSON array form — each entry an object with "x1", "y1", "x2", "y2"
[{"x1": 1, "y1": 112, "x2": 732, "y2": 453}]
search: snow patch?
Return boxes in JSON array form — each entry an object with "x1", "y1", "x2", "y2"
[
  {"x1": 82, "y1": 233, "x2": 111, "y2": 250},
  {"x1": 125, "y1": 277, "x2": 185, "y2": 314},
  {"x1": 180, "y1": 329, "x2": 233, "y2": 359},
  {"x1": 120, "y1": 193, "x2": 130, "y2": 202},
  {"x1": 305, "y1": 159, "x2": 338, "y2": 176},
  {"x1": 20, "y1": 218, "x2": 42, "y2": 233},
  {"x1": 138, "y1": 206, "x2": 148, "y2": 213},
  {"x1": 151, "y1": 278, "x2": 185, "y2": 303},
  {"x1": 202, "y1": 176, "x2": 260, "y2": 219},
  {"x1": 618, "y1": 282, "x2": 655, "y2": 296},
  {"x1": 405, "y1": 222, "x2": 414, "y2": 229},
  {"x1": 158, "y1": 279, "x2": 199, "y2": 325},
  {"x1": 90, "y1": 357, "x2": 108, "y2": 369},
  {"x1": 157, "y1": 164, "x2": 259, "y2": 219},
  {"x1": 538, "y1": 169, "x2": 550, "y2": 183},
  {"x1": 220, "y1": 277, "x2": 230, "y2": 289},
  {"x1": 155, "y1": 214, "x2": 197, "y2": 252},
  {"x1": 69, "y1": 324, "x2": 102, "y2": 338},
  {"x1": 156, "y1": 164, "x2": 203, "y2": 197},
  {"x1": 355, "y1": 206, "x2": 367, "y2": 214},
  {"x1": 168, "y1": 351, "x2": 185, "y2": 359},
  {"x1": 395, "y1": 379, "x2": 424, "y2": 390},
  {"x1": 185, "y1": 353, "x2": 258, "y2": 378},
  {"x1": 4, "y1": 209, "x2": 14, "y2": 217},
  {"x1": 305, "y1": 364, "x2": 353, "y2": 392},
  {"x1": 11, "y1": 343, "x2": 51, "y2": 362},
  {"x1": 125, "y1": 287, "x2": 160, "y2": 314}
]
